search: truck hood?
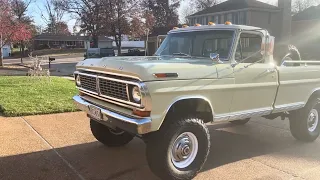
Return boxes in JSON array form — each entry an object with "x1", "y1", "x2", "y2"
[{"x1": 76, "y1": 56, "x2": 218, "y2": 81}]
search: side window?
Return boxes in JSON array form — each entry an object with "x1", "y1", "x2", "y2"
[
  {"x1": 169, "y1": 37, "x2": 191, "y2": 55},
  {"x1": 235, "y1": 33, "x2": 263, "y2": 63}
]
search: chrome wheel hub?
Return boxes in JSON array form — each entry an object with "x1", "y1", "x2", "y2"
[
  {"x1": 171, "y1": 132, "x2": 198, "y2": 169},
  {"x1": 308, "y1": 109, "x2": 319, "y2": 132},
  {"x1": 108, "y1": 127, "x2": 125, "y2": 135}
]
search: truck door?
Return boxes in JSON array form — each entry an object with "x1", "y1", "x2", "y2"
[{"x1": 229, "y1": 32, "x2": 278, "y2": 120}]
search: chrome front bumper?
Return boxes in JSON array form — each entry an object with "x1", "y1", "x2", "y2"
[{"x1": 73, "y1": 95, "x2": 152, "y2": 134}]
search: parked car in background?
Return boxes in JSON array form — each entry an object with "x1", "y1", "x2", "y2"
[
  {"x1": 124, "y1": 48, "x2": 145, "y2": 56},
  {"x1": 84, "y1": 48, "x2": 115, "y2": 59}
]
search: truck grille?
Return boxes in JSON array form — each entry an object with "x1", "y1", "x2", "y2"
[
  {"x1": 77, "y1": 71, "x2": 141, "y2": 108},
  {"x1": 79, "y1": 75, "x2": 97, "y2": 93},
  {"x1": 99, "y1": 79, "x2": 128, "y2": 101}
]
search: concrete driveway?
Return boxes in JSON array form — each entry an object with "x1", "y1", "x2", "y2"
[{"x1": 1, "y1": 112, "x2": 320, "y2": 180}]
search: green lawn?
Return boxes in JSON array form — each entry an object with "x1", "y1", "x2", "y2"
[{"x1": 0, "y1": 76, "x2": 79, "y2": 117}]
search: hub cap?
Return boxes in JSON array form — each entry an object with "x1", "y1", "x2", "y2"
[
  {"x1": 108, "y1": 127, "x2": 125, "y2": 135},
  {"x1": 308, "y1": 109, "x2": 319, "y2": 132},
  {"x1": 171, "y1": 132, "x2": 198, "y2": 169}
]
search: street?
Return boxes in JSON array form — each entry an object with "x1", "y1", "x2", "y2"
[
  {"x1": 3, "y1": 55, "x2": 84, "y2": 76},
  {"x1": 1, "y1": 112, "x2": 320, "y2": 180}
]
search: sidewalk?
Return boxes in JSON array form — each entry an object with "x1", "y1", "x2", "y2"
[{"x1": 1, "y1": 112, "x2": 320, "y2": 180}]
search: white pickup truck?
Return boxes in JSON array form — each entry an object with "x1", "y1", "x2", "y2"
[{"x1": 73, "y1": 22, "x2": 320, "y2": 180}]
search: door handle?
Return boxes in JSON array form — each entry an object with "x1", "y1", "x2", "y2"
[{"x1": 267, "y1": 69, "x2": 276, "y2": 73}]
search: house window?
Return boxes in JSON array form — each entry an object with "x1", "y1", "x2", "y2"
[
  {"x1": 211, "y1": 16, "x2": 215, "y2": 22},
  {"x1": 39, "y1": 41, "x2": 47, "y2": 45},
  {"x1": 197, "y1": 17, "x2": 201, "y2": 24},
  {"x1": 53, "y1": 41, "x2": 59, "y2": 45},
  {"x1": 233, "y1": 13, "x2": 239, "y2": 24},
  {"x1": 66, "y1": 41, "x2": 76, "y2": 46},
  {"x1": 204, "y1": 16, "x2": 209, "y2": 24},
  {"x1": 79, "y1": 41, "x2": 84, "y2": 48},
  {"x1": 227, "y1": 13, "x2": 233, "y2": 22},
  {"x1": 239, "y1": 11, "x2": 247, "y2": 25},
  {"x1": 216, "y1": 15, "x2": 221, "y2": 24}
]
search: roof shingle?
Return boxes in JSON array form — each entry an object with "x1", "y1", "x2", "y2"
[
  {"x1": 34, "y1": 34, "x2": 113, "y2": 41},
  {"x1": 189, "y1": 0, "x2": 280, "y2": 17}
]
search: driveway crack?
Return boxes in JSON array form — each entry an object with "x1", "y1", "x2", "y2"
[
  {"x1": 250, "y1": 158, "x2": 300, "y2": 178},
  {"x1": 21, "y1": 117, "x2": 86, "y2": 180}
]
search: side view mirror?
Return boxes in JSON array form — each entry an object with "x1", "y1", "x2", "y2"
[{"x1": 210, "y1": 53, "x2": 224, "y2": 64}]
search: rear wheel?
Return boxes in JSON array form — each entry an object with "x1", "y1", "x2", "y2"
[
  {"x1": 146, "y1": 116, "x2": 210, "y2": 180},
  {"x1": 90, "y1": 119, "x2": 134, "y2": 147},
  {"x1": 230, "y1": 118, "x2": 250, "y2": 125},
  {"x1": 289, "y1": 98, "x2": 320, "y2": 142}
]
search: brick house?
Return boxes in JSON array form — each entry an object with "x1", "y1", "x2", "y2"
[{"x1": 187, "y1": 0, "x2": 292, "y2": 43}]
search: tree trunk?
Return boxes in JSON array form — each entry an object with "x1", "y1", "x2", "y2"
[
  {"x1": 92, "y1": 35, "x2": 98, "y2": 48},
  {"x1": 114, "y1": 34, "x2": 121, "y2": 56},
  {"x1": 117, "y1": 35, "x2": 122, "y2": 56},
  {"x1": 20, "y1": 45, "x2": 23, "y2": 63},
  {"x1": 0, "y1": 48, "x2": 3, "y2": 67}
]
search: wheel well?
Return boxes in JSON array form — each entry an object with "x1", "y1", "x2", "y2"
[
  {"x1": 308, "y1": 90, "x2": 320, "y2": 104},
  {"x1": 164, "y1": 98, "x2": 213, "y2": 124}
]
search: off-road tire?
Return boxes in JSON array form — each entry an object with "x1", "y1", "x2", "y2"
[
  {"x1": 230, "y1": 118, "x2": 250, "y2": 125},
  {"x1": 90, "y1": 119, "x2": 134, "y2": 147},
  {"x1": 289, "y1": 97, "x2": 320, "y2": 142},
  {"x1": 146, "y1": 117, "x2": 210, "y2": 180}
]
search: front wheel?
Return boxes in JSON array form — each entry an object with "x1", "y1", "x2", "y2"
[
  {"x1": 90, "y1": 119, "x2": 134, "y2": 147},
  {"x1": 146, "y1": 117, "x2": 210, "y2": 180},
  {"x1": 289, "y1": 98, "x2": 320, "y2": 142}
]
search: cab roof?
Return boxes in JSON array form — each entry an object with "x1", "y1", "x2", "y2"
[{"x1": 168, "y1": 24, "x2": 266, "y2": 34}]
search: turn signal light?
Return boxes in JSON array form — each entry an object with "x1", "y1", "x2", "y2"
[{"x1": 133, "y1": 109, "x2": 151, "y2": 117}]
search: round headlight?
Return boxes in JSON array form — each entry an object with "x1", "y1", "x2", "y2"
[
  {"x1": 76, "y1": 75, "x2": 81, "y2": 86},
  {"x1": 132, "y1": 86, "x2": 141, "y2": 103}
]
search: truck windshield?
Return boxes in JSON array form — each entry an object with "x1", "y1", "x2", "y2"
[{"x1": 155, "y1": 30, "x2": 235, "y2": 60}]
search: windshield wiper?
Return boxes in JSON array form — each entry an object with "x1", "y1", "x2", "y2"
[{"x1": 172, "y1": 52, "x2": 192, "y2": 57}]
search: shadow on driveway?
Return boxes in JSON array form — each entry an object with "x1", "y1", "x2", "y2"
[{"x1": 2, "y1": 122, "x2": 318, "y2": 180}]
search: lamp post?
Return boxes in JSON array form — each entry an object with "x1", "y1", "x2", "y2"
[{"x1": 145, "y1": 28, "x2": 149, "y2": 56}]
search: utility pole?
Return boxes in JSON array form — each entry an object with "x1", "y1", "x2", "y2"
[{"x1": 145, "y1": 29, "x2": 149, "y2": 56}]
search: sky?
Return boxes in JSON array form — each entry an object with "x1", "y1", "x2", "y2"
[
  {"x1": 26, "y1": 0, "x2": 278, "y2": 33},
  {"x1": 26, "y1": 0, "x2": 77, "y2": 32}
]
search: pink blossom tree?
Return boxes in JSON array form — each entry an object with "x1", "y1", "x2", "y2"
[{"x1": 0, "y1": 0, "x2": 32, "y2": 66}]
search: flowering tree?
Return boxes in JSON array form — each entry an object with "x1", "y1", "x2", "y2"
[{"x1": 0, "y1": 0, "x2": 32, "y2": 66}]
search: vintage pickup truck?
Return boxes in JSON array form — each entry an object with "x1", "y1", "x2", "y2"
[{"x1": 73, "y1": 22, "x2": 320, "y2": 180}]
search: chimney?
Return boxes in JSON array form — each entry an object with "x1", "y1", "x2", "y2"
[{"x1": 278, "y1": 0, "x2": 292, "y2": 43}]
